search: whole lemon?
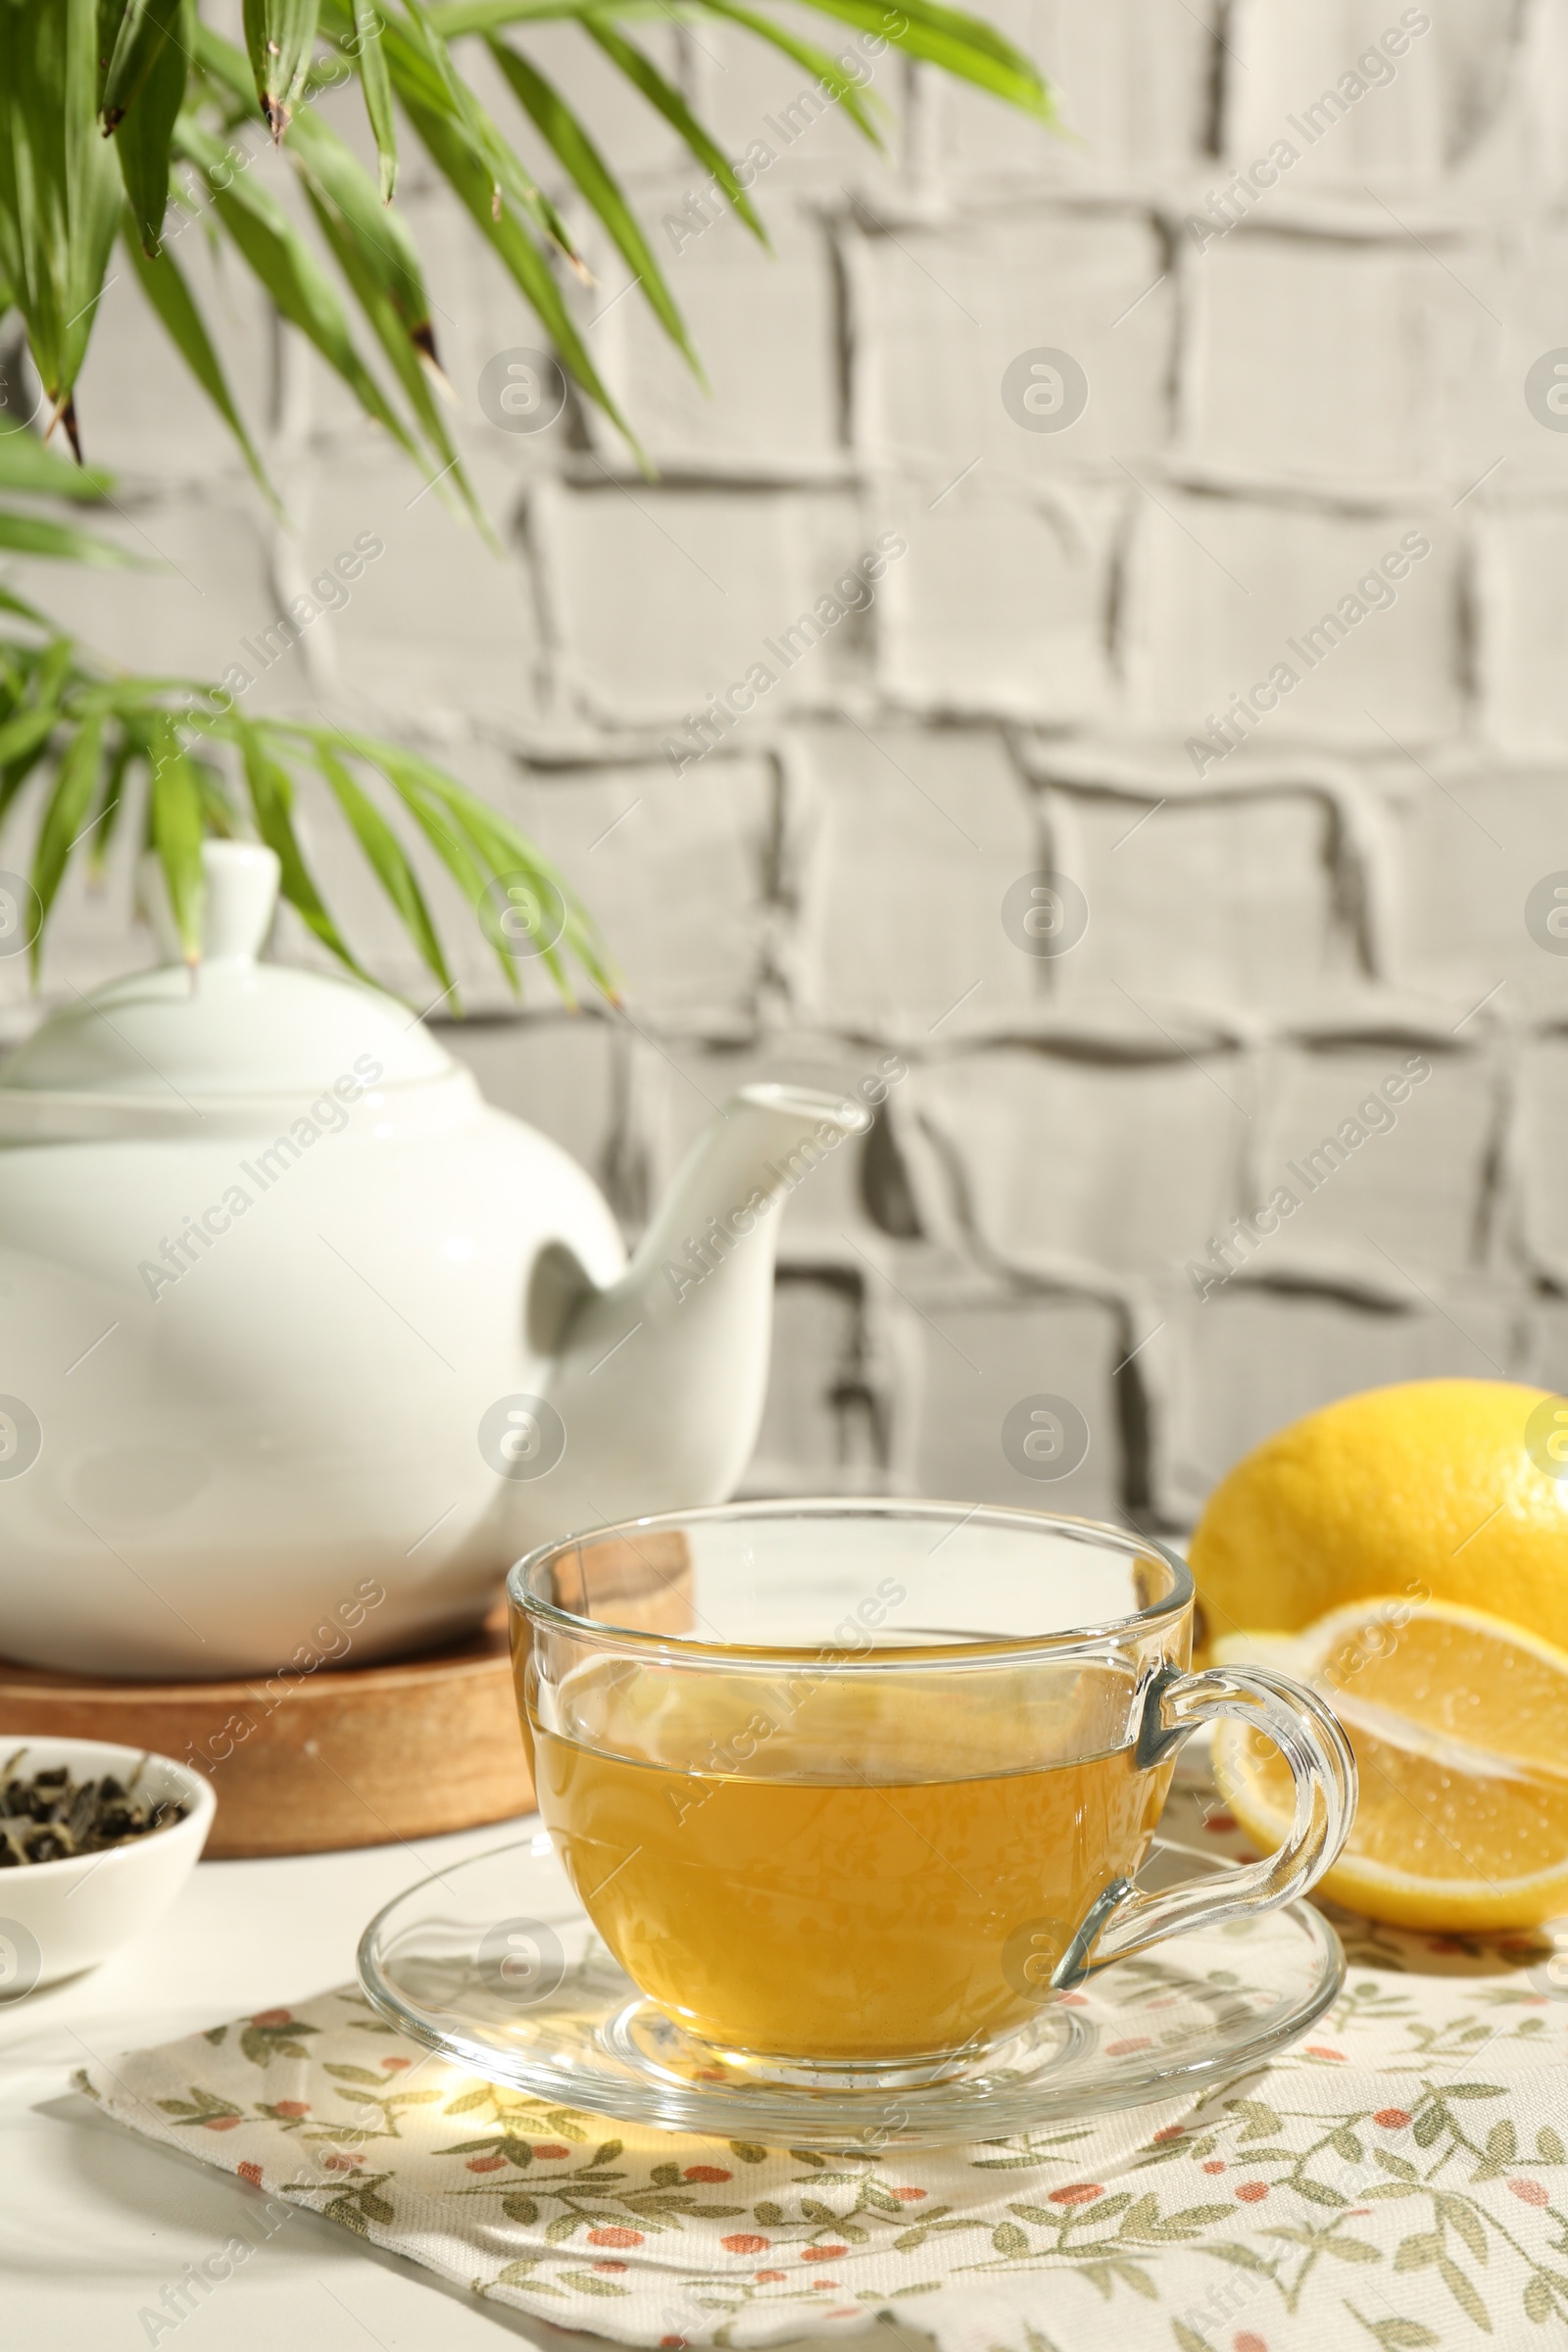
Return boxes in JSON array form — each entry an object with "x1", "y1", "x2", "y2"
[{"x1": 1189, "y1": 1378, "x2": 1568, "y2": 1654}]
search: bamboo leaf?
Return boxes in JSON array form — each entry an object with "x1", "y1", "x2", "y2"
[
  {"x1": 314, "y1": 740, "x2": 453, "y2": 991},
  {"x1": 120, "y1": 212, "x2": 276, "y2": 505},
  {"x1": 243, "y1": 0, "x2": 322, "y2": 138},
  {"x1": 583, "y1": 20, "x2": 766, "y2": 246}
]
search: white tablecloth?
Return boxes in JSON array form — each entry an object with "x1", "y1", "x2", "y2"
[
  {"x1": 0, "y1": 1816, "x2": 871, "y2": 2351},
  {"x1": 4, "y1": 1791, "x2": 1564, "y2": 2351}
]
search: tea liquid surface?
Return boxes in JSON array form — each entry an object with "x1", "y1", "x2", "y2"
[{"x1": 529, "y1": 1660, "x2": 1173, "y2": 2061}]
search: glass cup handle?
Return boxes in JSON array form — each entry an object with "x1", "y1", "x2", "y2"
[{"x1": 1051, "y1": 1661, "x2": 1357, "y2": 1990}]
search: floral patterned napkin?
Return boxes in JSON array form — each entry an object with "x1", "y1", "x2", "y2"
[{"x1": 76, "y1": 1777, "x2": 1568, "y2": 2352}]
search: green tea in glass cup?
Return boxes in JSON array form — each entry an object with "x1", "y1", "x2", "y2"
[{"x1": 511, "y1": 1501, "x2": 1355, "y2": 2080}]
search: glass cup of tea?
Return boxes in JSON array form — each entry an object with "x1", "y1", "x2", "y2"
[{"x1": 508, "y1": 1499, "x2": 1355, "y2": 2085}]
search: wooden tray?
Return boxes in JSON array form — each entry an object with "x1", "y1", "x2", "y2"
[
  {"x1": 0, "y1": 1607, "x2": 533, "y2": 1859},
  {"x1": 0, "y1": 1532, "x2": 694, "y2": 1858}
]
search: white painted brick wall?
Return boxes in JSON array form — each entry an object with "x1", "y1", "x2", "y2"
[{"x1": 7, "y1": 0, "x2": 1565, "y2": 1536}]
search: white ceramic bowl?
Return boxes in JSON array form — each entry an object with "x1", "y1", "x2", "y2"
[{"x1": 0, "y1": 1736, "x2": 215, "y2": 1995}]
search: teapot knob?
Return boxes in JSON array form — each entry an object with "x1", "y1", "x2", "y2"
[{"x1": 138, "y1": 841, "x2": 281, "y2": 966}]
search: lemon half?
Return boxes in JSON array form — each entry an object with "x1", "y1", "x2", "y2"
[{"x1": 1212, "y1": 1598, "x2": 1568, "y2": 1931}]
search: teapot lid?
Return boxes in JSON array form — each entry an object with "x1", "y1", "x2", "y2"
[{"x1": 0, "y1": 843, "x2": 456, "y2": 1135}]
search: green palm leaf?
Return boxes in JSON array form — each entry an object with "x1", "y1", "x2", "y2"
[
  {"x1": 0, "y1": 638, "x2": 73, "y2": 734},
  {"x1": 349, "y1": 0, "x2": 400, "y2": 200},
  {"x1": 315, "y1": 740, "x2": 453, "y2": 992},
  {"x1": 395, "y1": 80, "x2": 638, "y2": 455},
  {"x1": 429, "y1": 0, "x2": 1051, "y2": 124},
  {"x1": 172, "y1": 113, "x2": 438, "y2": 482},
  {"x1": 121, "y1": 212, "x2": 276, "y2": 506},
  {"x1": 0, "y1": 641, "x2": 74, "y2": 824},
  {"x1": 380, "y1": 1, "x2": 584, "y2": 270},
  {"x1": 191, "y1": 24, "x2": 475, "y2": 516},
  {"x1": 0, "y1": 0, "x2": 1054, "y2": 478},
  {"x1": 787, "y1": 0, "x2": 1054, "y2": 118},
  {"x1": 101, "y1": 0, "x2": 189, "y2": 130},
  {"x1": 0, "y1": 0, "x2": 121, "y2": 432},
  {"x1": 0, "y1": 511, "x2": 137, "y2": 564},
  {"x1": 581, "y1": 19, "x2": 767, "y2": 246},
  {"x1": 244, "y1": 0, "x2": 322, "y2": 137},
  {"x1": 237, "y1": 722, "x2": 373, "y2": 977},
  {"x1": 695, "y1": 0, "x2": 882, "y2": 141},
  {"x1": 0, "y1": 423, "x2": 129, "y2": 564},
  {"x1": 111, "y1": 0, "x2": 195, "y2": 255},
  {"x1": 487, "y1": 38, "x2": 702, "y2": 375},
  {"x1": 28, "y1": 692, "x2": 108, "y2": 971},
  {"x1": 0, "y1": 0, "x2": 1052, "y2": 1010},
  {"x1": 87, "y1": 723, "x2": 143, "y2": 878},
  {"x1": 147, "y1": 712, "x2": 207, "y2": 962},
  {"x1": 0, "y1": 433, "x2": 111, "y2": 499}
]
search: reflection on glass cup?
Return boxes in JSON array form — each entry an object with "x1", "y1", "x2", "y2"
[{"x1": 509, "y1": 1501, "x2": 1355, "y2": 2082}]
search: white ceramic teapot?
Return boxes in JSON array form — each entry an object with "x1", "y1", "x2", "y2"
[{"x1": 0, "y1": 842, "x2": 873, "y2": 1679}]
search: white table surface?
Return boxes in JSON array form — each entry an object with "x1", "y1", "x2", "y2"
[{"x1": 0, "y1": 1817, "x2": 881, "y2": 2352}]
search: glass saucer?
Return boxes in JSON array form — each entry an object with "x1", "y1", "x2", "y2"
[{"x1": 358, "y1": 1828, "x2": 1345, "y2": 2149}]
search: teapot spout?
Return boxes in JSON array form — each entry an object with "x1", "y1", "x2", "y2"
[{"x1": 547, "y1": 1086, "x2": 870, "y2": 1521}]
